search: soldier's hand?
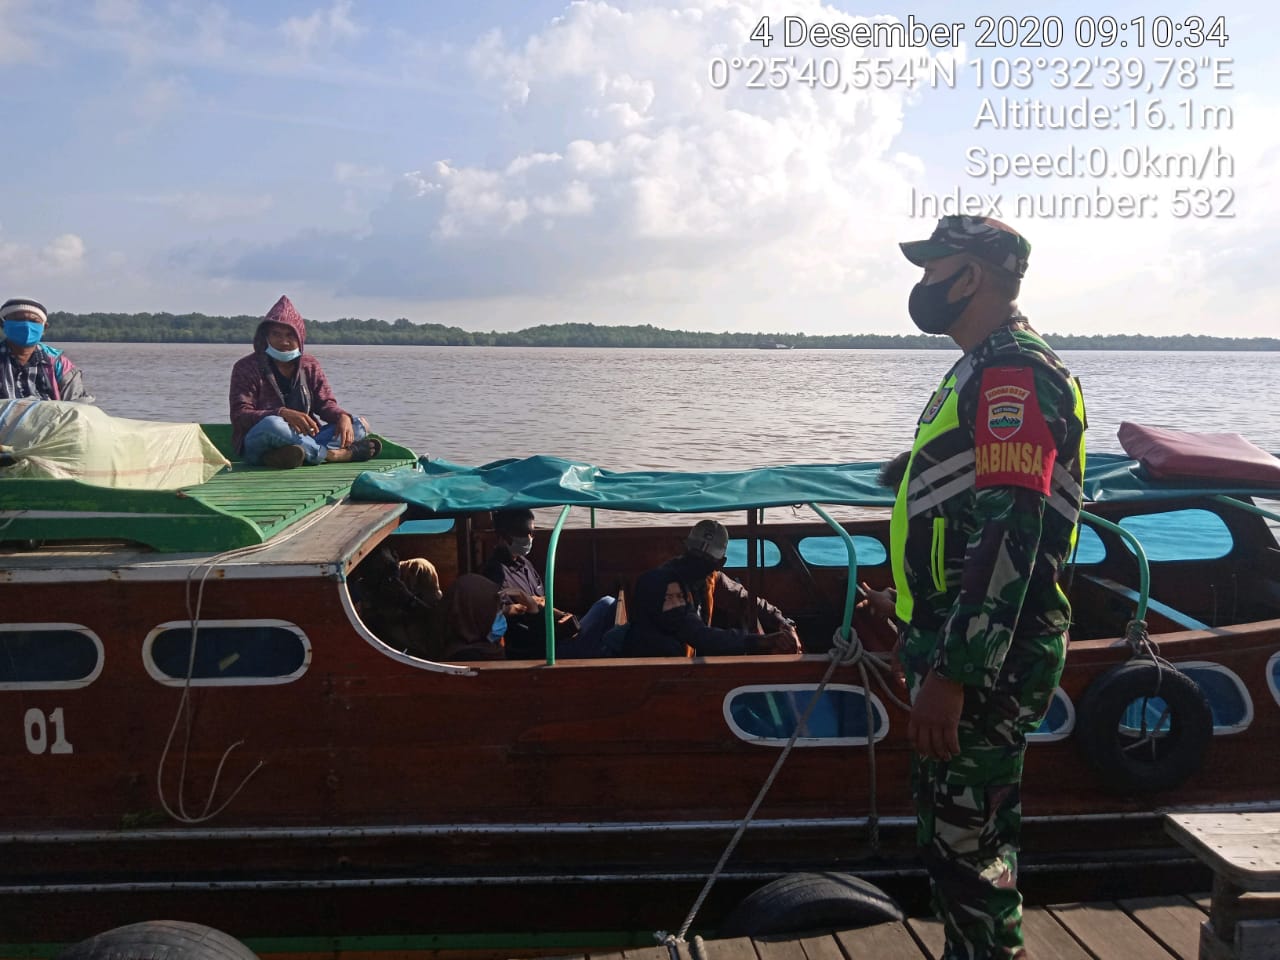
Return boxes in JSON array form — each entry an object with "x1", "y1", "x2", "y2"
[{"x1": 908, "y1": 671, "x2": 964, "y2": 761}]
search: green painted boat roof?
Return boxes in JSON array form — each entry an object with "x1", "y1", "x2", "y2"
[{"x1": 0, "y1": 425, "x2": 417, "y2": 553}]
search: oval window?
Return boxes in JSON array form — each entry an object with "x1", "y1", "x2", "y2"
[
  {"x1": 0, "y1": 624, "x2": 103, "y2": 689},
  {"x1": 724, "y1": 683, "x2": 888, "y2": 746},
  {"x1": 1118, "y1": 509, "x2": 1233, "y2": 562},
  {"x1": 145, "y1": 621, "x2": 310, "y2": 686},
  {"x1": 1269, "y1": 652, "x2": 1280, "y2": 710},
  {"x1": 1181, "y1": 662, "x2": 1252, "y2": 734},
  {"x1": 725, "y1": 539, "x2": 781, "y2": 569},
  {"x1": 1028, "y1": 687, "x2": 1075, "y2": 742},
  {"x1": 797, "y1": 536, "x2": 888, "y2": 567},
  {"x1": 395, "y1": 518, "x2": 455, "y2": 535},
  {"x1": 1115, "y1": 662, "x2": 1252, "y2": 736}
]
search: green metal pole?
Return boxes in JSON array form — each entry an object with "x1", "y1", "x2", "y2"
[
  {"x1": 1212, "y1": 494, "x2": 1280, "y2": 525},
  {"x1": 1079, "y1": 510, "x2": 1150, "y2": 621},
  {"x1": 543, "y1": 505, "x2": 572, "y2": 665},
  {"x1": 808, "y1": 503, "x2": 858, "y2": 638}
]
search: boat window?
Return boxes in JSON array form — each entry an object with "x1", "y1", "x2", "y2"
[
  {"x1": 395, "y1": 518, "x2": 455, "y2": 535},
  {"x1": 144, "y1": 621, "x2": 310, "y2": 686},
  {"x1": 724, "y1": 683, "x2": 888, "y2": 747},
  {"x1": 1269, "y1": 652, "x2": 1280, "y2": 709},
  {"x1": 1070, "y1": 525, "x2": 1106, "y2": 565},
  {"x1": 0, "y1": 625, "x2": 103, "y2": 689},
  {"x1": 797, "y1": 536, "x2": 888, "y2": 567},
  {"x1": 724, "y1": 539, "x2": 781, "y2": 569},
  {"x1": 1118, "y1": 662, "x2": 1252, "y2": 736},
  {"x1": 1182, "y1": 662, "x2": 1252, "y2": 734},
  {"x1": 1118, "y1": 510, "x2": 1232, "y2": 562},
  {"x1": 1027, "y1": 688, "x2": 1074, "y2": 742}
]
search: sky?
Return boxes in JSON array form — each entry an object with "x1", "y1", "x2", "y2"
[{"x1": 0, "y1": 0, "x2": 1275, "y2": 337}]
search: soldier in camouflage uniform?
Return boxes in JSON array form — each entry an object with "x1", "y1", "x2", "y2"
[{"x1": 888, "y1": 216, "x2": 1087, "y2": 959}]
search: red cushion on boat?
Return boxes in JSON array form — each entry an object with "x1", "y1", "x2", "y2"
[{"x1": 1118, "y1": 422, "x2": 1280, "y2": 486}]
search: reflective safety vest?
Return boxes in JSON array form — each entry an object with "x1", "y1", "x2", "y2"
[{"x1": 889, "y1": 346, "x2": 1087, "y2": 626}]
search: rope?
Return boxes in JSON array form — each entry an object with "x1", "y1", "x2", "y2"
[
  {"x1": 663, "y1": 622, "x2": 903, "y2": 947},
  {"x1": 156, "y1": 496, "x2": 347, "y2": 824},
  {"x1": 1119, "y1": 618, "x2": 1179, "y2": 760}
]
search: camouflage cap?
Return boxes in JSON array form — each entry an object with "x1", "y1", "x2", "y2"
[{"x1": 899, "y1": 215, "x2": 1031, "y2": 278}]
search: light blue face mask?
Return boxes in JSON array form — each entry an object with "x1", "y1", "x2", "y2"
[
  {"x1": 265, "y1": 345, "x2": 302, "y2": 362},
  {"x1": 508, "y1": 535, "x2": 533, "y2": 557},
  {"x1": 487, "y1": 611, "x2": 507, "y2": 644},
  {"x1": 3, "y1": 319, "x2": 44, "y2": 348}
]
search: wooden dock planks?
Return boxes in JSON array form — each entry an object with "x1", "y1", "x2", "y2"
[{"x1": 582, "y1": 895, "x2": 1211, "y2": 960}]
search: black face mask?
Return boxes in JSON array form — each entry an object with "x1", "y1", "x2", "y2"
[{"x1": 908, "y1": 265, "x2": 974, "y2": 335}]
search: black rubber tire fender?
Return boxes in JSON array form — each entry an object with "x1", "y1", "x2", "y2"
[
  {"x1": 717, "y1": 871, "x2": 904, "y2": 939},
  {"x1": 1074, "y1": 660, "x2": 1213, "y2": 795},
  {"x1": 54, "y1": 921, "x2": 259, "y2": 960}
]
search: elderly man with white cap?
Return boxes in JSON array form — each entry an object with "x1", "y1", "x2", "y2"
[
  {"x1": 619, "y1": 519, "x2": 801, "y2": 658},
  {"x1": 0, "y1": 297, "x2": 93, "y2": 402}
]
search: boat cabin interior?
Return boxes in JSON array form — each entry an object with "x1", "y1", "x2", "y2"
[{"x1": 373, "y1": 493, "x2": 1280, "y2": 662}]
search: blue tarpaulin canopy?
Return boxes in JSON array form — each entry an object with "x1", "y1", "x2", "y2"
[{"x1": 349, "y1": 453, "x2": 1280, "y2": 516}]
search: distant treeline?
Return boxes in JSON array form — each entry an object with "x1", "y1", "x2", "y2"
[{"x1": 45, "y1": 313, "x2": 1280, "y2": 351}]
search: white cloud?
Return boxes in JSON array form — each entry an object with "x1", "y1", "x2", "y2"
[
  {"x1": 0, "y1": 232, "x2": 86, "y2": 276},
  {"x1": 282, "y1": 0, "x2": 363, "y2": 53},
  {"x1": 0, "y1": 0, "x2": 35, "y2": 64},
  {"x1": 222, "y1": 0, "x2": 929, "y2": 317},
  {"x1": 132, "y1": 73, "x2": 191, "y2": 123}
]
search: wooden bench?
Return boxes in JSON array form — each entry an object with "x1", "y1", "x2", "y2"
[{"x1": 1165, "y1": 812, "x2": 1280, "y2": 959}]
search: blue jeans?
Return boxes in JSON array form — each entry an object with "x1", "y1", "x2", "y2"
[
  {"x1": 567, "y1": 596, "x2": 617, "y2": 658},
  {"x1": 243, "y1": 414, "x2": 367, "y2": 466}
]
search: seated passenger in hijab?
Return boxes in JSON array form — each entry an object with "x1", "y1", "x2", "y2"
[
  {"x1": 620, "y1": 519, "x2": 801, "y2": 658},
  {"x1": 228, "y1": 295, "x2": 381, "y2": 469},
  {"x1": 0, "y1": 298, "x2": 93, "y2": 402},
  {"x1": 351, "y1": 543, "x2": 443, "y2": 656},
  {"x1": 439, "y1": 573, "x2": 508, "y2": 662}
]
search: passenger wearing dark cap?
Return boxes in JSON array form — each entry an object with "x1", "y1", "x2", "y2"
[
  {"x1": 621, "y1": 519, "x2": 800, "y2": 658},
  {"x1": 481, "y1": 508, "x2": 617, "y2": 659},
  {"x1": 0, "y1": 298, "x2": 93, "y2": 402},
  {"x1": 872, "y1": 216, "x2": 1087, "y2": 959}
]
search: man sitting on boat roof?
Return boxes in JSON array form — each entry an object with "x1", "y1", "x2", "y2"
[
  {"x1": 619, "y1": 519, "x2": 801, "y2": 658},
  {"x1": 0, "y1": 297, "x2": 93, "y2": 402},
  {"x1": 229, "y1": 294, "x2": 381, "y2": 469}
]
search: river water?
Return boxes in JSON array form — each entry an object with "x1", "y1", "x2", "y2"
[
  {"x1": 33, "y1": 342, "x2": 1280, "y2": 530},
  {"x1": 74, "y1": 343, "x2": 1280, "y2": 467}
]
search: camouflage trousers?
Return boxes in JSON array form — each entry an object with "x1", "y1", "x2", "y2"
[{"x1": 902, "y1": 629, "x2": 1066, "y2": 960}]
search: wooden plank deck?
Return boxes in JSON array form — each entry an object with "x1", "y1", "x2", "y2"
[{"x1": 571, "y1": 894, "x2": 1210, "y2": 960}]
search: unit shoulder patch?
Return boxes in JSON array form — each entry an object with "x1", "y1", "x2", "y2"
[{"x1": 974, "y1": 366, "x2": 1055, "y2": 494}]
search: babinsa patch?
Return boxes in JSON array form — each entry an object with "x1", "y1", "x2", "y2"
[{"x1": 974, "y1": 367, "x2": 1054, "y2": 495}]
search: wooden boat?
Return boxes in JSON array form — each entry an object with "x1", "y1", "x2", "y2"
[{"x1": 2, "y1": 427, "x2": 1280, "y2": 957}]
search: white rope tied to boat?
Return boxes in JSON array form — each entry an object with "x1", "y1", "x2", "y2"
[{"x1": 156, "y1": 496, "x2": 346, "y2": 824}]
